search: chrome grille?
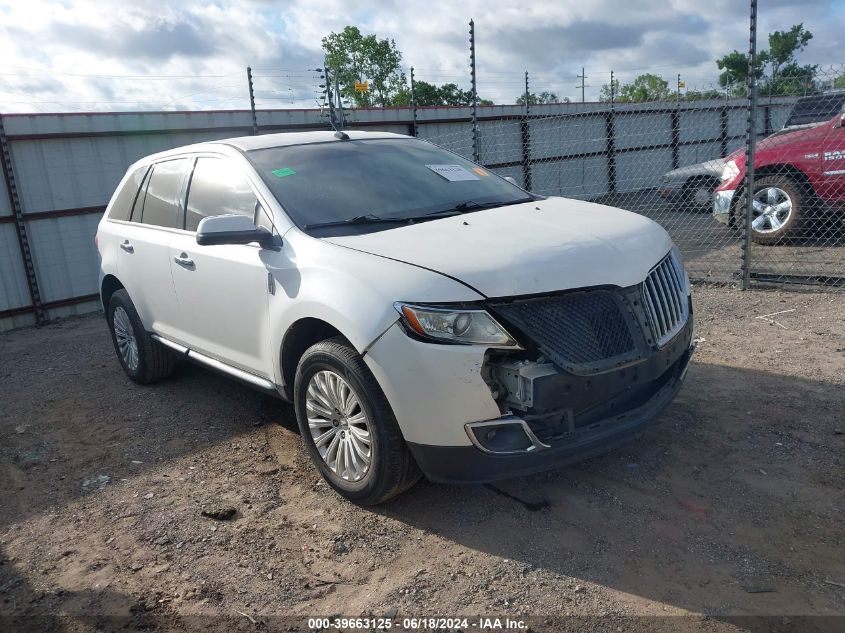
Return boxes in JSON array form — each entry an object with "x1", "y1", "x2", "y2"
[{"x1": 641, "y1": 252, "x2": 689, "y2": 347}]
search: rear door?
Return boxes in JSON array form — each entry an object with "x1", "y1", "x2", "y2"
[
  {"x1": 167, "y1": 155, "x2": 274, "y2": 378},
  {"x1": 115, "y1": 157, "x2": 190, "y2": 337}
]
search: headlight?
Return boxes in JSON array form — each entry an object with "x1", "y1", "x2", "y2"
[
  {"x1": 721, "y1": 159, "x2": 740, "y2": 182},
  {"x1": 394, "y1": 303, "x2": 518, "y2": 347}
]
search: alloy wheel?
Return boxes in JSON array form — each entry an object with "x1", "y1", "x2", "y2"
[
  {"x1": 751, "y1": 186, "x2": 793, "y2": 234},
  {"x1": 113, "y1": 306, "x2": 139, "y2": 371},
  {"x1": 305, "y1": 370, "x2": 372, "y2": 482}
]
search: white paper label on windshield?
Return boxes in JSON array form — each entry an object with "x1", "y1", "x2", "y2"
[{"x1": 426, "y1": 164, "x2": 480, "y2": 181}]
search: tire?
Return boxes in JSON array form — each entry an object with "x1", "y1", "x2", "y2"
[
  {"x1": 680, "y1": 177, "x2": 718, "y2": 212},
  {"x1": 294, "y1": 337, "x2": 421, "y2": 505},
  {"x1": 748, "y1": 176, "x2": 806, "y2": 245},
  {"x1": 107, "y1": 289, "x2": 175, "y2": 384}
]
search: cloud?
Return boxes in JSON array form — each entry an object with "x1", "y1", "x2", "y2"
[{"x1": 0, "y1": 0, "x2": 841, "y2": 112}]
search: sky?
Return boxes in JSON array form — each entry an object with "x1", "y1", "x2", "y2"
[{"x1": 0, "y1": 0, "x2": 843, "y2": 113}]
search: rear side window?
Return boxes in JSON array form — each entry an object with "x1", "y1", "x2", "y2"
[
  {"x1": 185, "y1": 157, "x2": 258, "y2": 231},
  {"x1": 108, "y1": 165, "x2": 148, "y2": 221},
  {"x1": 785, "y1": 94, "x2": 845, "y2": 127},
  {"x1": 138, "y1": 158, "x2": 189, "y2": 229}
]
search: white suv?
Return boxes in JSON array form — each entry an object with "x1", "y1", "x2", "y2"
[{"x1": 96, "y1": 131, "x2": 694, "y2": 505}]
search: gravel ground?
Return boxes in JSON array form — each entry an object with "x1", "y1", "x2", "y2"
[{"x1": 1, "y1": 286, "x2": 843, "y2": 633}]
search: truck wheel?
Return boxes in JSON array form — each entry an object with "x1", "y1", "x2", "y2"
[
  {"x1": 749, "y1": 176, "x2": 805, "y2": 245},
  {"x1": 107, "y1": 289, "x2": 175, "y2": 384},
  {"x1": 681, "y1": 177, "x2": 718, "y2": 212},
  {"x1": 294, "y1": 337, "x2": 421, "y2": 505}
]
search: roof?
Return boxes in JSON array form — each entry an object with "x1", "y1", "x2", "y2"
[
  {"x1": 128, "y1": 130, "x2": 413, "y2": 168},
  {"x1": 215, "y1": 130, "x2": 410, "y2": 151}
]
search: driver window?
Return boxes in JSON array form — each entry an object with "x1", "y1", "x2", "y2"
[{"x1": 185, "y1": 157, "x2": 258, "y2": 231}]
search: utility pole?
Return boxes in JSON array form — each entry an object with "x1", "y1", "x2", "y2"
[
  {"x1": 577, "y1": 67, "x2": 588, "y2": 103},
  {"x1": 469, "y1": 19, "x2": 479, "y2": 163},
  {"x1": 246, "y1": 66, "x2": 258, "y2": 135},
  {"x1": 677, "y1": 73, "x2": 682, "y2": 104}
]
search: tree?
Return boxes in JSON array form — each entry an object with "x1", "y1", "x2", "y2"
[
  {"x1": 599, "y1": 78, "x2": 620, "y2": 102},
  {"x1": 516, "y1": 91, "x2": 560, "y2": 105},
  {"x1": 716, "y1": 24, "x2": 816, "y2": 96},
  {"x1": 322, "y1": 26, "x2": 406, "y2": 107},
  {"x1": 394, "y1": 80, "x2": 493, "y2": 107},
  {"x1": 600, "y1": 74, "x2": 671, "y2": 103},
  {"x1": 835, "y1": 74, "x2": 845, "y2": 90}
]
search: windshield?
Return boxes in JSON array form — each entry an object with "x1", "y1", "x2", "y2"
[{"x1": 246, "y1": 138, "x2": 531, "y2": 233}]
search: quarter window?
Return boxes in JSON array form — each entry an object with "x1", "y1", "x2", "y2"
[
  {"x1": 138, "y1": 158, "x2": 189, "y2": 229},
  {"x1": 185, "y1": 157, "x2": 258, "y2": 232},
  {"x1": 109, "y1": 165, "x2": 148, "y2": 221}
]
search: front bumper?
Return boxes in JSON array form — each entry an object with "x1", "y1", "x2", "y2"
[
  {"x1": 408, "y1": 340, "x2": 695, "y2": 484},
  {"x1": 713, "y1": 188, "x2": 735, "y2": 225}
]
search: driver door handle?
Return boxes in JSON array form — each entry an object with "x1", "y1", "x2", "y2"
[
  {"x1": 174, "y1": 253, "x2": 195, "y2": 267},
  {"x1": 119, "y1": 240, "x2": 134, "y2": 253}
]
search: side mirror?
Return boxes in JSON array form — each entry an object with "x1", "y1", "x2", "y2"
[{"x1": 196, "y1": 214, "x2": 277, "y2": 248}]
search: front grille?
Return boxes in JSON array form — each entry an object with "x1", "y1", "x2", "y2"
[
  {"x1": 641, "y1": 252, "x2": 689, "y2": 347},
  {"x1": 491, "y1": 290, "x2": 639, "y2": 375}
]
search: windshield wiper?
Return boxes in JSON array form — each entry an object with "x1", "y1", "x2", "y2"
[
  {"x1": 411, "y1": 197, "x2": 534, "y2": 220},
  {"x1": 303, "y1": 214, "x2": 411, "y2": 230}
]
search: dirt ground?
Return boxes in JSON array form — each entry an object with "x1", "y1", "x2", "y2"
[{"x1": 1, "y1": 286, "x2": 844, "y2": 633}]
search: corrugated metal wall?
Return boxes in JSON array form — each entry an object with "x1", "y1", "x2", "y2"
[{"x1": 0, "y1": 99, "x2": 797, "y2": 331}]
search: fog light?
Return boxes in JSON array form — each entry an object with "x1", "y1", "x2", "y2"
[{"x1": 465, "y1": 417, "x2": 549, "y2": 454}]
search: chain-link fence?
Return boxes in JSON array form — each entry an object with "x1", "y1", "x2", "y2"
[{"x1": 420, "y1": 66, "x2": 845, "y2": 289}]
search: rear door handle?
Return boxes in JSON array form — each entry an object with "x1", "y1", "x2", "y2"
[
  {"x1": 119, "y1": 240, "x2": 134, "y2": 253},
  {"x1": 174, "y1": 253, "x2": 195, "y2": 267}
]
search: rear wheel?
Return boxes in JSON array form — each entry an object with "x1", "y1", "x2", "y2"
[
  {"x1": 294, "y1": 337, "x2": 420, "y2": 505},
  {"x1": 107, "y1": 289, "x2": 175, "y2": 384}
]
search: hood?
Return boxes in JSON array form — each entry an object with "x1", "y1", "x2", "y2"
[
  {"x1": 664, "y1": 159, "x2": 725, "y2": 180},
  {"x1": 324, "y1": 197, "x2": 672, "y2": 298},
  {"x1": 757, "y1": 118, "x2": 832, "y2": 152}
]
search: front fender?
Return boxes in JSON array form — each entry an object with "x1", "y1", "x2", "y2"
[{"x1": 266, "y1": 231, "x2": 484, "y2": 387}]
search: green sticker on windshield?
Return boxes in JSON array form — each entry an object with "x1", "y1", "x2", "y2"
[{"x1": 272, "y1": 167, "x2": 296, "y2": 178}]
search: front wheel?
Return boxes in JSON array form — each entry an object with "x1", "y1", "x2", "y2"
[
  {"x1": 681, "y1": 177, "x2": 718, "y2": 212},
  {"x1": 748, "y1": 176, "x2": 805, "y2": 245},
  {"x1": 294, "y1": 337, "x2": 420, "y2": 505}
]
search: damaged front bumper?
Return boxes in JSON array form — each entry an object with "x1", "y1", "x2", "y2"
[
  {"x1": 365, "y1": 260, "x2": 695, "y2": 484},
  {"x1": 409, "y1": 335, "x2": 694, "y2": 484}
]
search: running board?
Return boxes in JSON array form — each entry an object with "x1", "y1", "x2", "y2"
[{"x1": 150, "y1": 334, "x2": 276, "y2": 391}]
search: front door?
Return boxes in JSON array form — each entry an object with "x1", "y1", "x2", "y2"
[
  {"x1": 820, "y1": 114, "x2": 845, "y2": 204},
  {"x1": 167, "y1": 156, "x2": 273, "y2": 378}
]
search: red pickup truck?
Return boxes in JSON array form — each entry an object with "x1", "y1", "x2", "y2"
[{"x1": 713, "y1": 109, "x2": 845, "y2": 244}]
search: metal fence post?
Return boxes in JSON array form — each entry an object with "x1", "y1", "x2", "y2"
[
  {"x1": 0, "y1": 112, "x2": 45, "y2": 324},
  {"x1": 247, "y1": 66, "x2": 258, "y2": 136},
  {"x1": 410, "y1": 66, "x2": 418, "y2": 137},
  {"x1": 469, "y1": 19, "x2": 479, "y2": 163},
  {"x1": 671, "y1": 107, "x2": 680, "y2": 170},
  {"x1": 740, "y1": 0, "x2": 759, "y2": 290},
  {"x1": 606, "y1": 71, "x2": 617, "y2": 194},
  {"x1": 521, "y1": 71, "x2": 532, "y2": 191}
]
